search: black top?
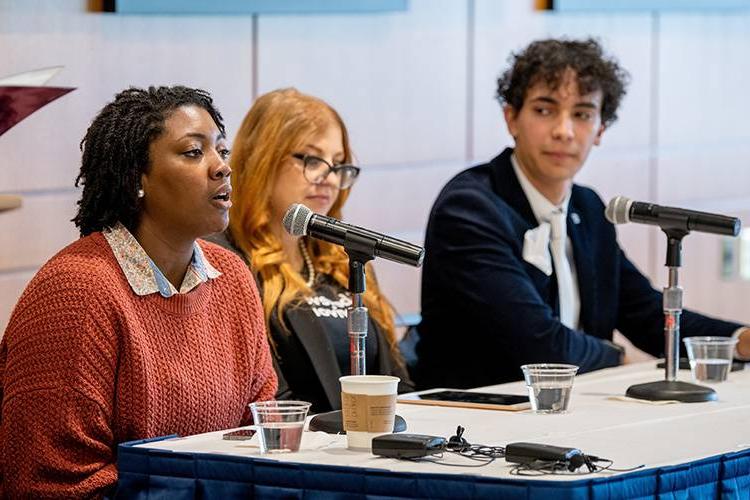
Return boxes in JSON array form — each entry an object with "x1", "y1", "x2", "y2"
[
  {"x1": 205, "y1": 231, "x2": 414, "y2": 413},
  {"x1": 298, "y1": 282, "x2": 378, "y2": 374},
  {"x1": 415, "y1": 148, "x2": 742, "y2": 390},
  {"x1": 273, "y1": 275, "x2": 384, "y2": 413}
]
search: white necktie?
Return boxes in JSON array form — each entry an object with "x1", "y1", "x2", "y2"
[{"x1": 549, "y1": 211, "x2": 576, "y2": 329}]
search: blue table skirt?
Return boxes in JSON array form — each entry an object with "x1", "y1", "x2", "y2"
[{"x1": 116, "y1": 436, "x2": 750, "y2": 499}]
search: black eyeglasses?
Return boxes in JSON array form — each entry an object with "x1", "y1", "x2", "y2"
[{"x1": 291, "y1": 153, "x2": 360, "y2": 189}]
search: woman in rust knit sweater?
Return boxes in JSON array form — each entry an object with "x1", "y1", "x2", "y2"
[{"x1": 0, "y1": 86, "x2": 277, "y2": 498}]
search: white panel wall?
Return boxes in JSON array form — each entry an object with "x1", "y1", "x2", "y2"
[
  {"x1": 256, "y1": 0, "x2": 469, "y2": 314},
  {"x1": 257, "y1": 0, "x2": 468, "y2": 167},
  {"x1": 1, "y1": 0, "x2": 749, "y2": 334},
  {"x1": 655, "y1": 11, "x2": 750, "y2": 322},
  {"x1": 0, "y1": 0, "x2": 256, "y2": 332}
]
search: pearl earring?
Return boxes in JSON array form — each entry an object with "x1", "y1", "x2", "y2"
[{"x1": 137, "y1": 188, "x2": 145, "y2": 198}]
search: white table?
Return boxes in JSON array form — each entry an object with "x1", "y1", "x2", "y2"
[{"x1": 123, "y1": 361, "x2": 750, "y2": 487}]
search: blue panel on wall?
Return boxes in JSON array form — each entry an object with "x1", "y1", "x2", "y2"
[
  {"x1": 105, "y1": 0, "x2": 408, "y2": 15},
  {"x1": 553, "y1": 0, "x2": 750, "y2": 10}
]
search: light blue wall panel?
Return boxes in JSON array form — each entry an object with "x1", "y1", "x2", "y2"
[
  {"x1": 553, "y1": 0, "x2": 750, "y2": 11},
  {"x1": 106, "y1": 0, "x2": 407, "y2": 15}
]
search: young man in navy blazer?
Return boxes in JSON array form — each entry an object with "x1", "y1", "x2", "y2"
[{"x1": 415, "y1": 38, "x2": 750, "y2": 389}]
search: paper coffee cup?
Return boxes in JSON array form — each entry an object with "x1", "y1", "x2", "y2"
[{"x1": 339, "y1": 375, "x2": 400, "y2": 450}]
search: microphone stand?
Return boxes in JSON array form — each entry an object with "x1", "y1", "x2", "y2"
[
  {"x1": 308, "y1": 244, "x2": 406, "y2": 433},
  {"x1": 626, "y1": 228, "x2": 716, "y2": 402},
  {"x1": 347, "y1": 252, "x2": 370, "y2": 376}
]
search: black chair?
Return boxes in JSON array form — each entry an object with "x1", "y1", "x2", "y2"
[{"x1": 397, "y1": 313, "x2": 421, "y2": 372}]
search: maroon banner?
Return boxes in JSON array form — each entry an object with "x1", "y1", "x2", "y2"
[{"x1": 0, "y1": 86, "x2": 75, "y2": 136}]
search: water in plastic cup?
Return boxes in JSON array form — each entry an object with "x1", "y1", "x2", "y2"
[
  {"x1": 683, "y1": 337, "x2": 737, "y2": 383},
  {"x1": 339, "y1": 375, "x2": 399, "y2": 450},
  {"x1": 249, "y1": 400, "x2": 311, "y2": 453},
  {"x1": 520, "y1": 364, "x2": 579, "y2": 413}
]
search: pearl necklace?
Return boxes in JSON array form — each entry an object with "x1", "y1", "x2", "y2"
[{"x1": 298, "y1": 239, "x2": 315, "y2": 288}]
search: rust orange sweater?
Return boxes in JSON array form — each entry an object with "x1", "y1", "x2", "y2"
[{"x1": 0, "y1": 233, "x2": 277, "y2": 498}]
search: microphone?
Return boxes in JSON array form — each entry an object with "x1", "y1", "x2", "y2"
[
  {"x1": 282, "y1": 203, "x2": 425, "y2": 267},
  {"x1": 605, "y1": 196, "x2": 740, "y2": 236}
]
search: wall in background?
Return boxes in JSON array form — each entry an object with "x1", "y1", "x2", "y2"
[{"x1": 1, "y1": 0, "x2": 749, "y2": 336}]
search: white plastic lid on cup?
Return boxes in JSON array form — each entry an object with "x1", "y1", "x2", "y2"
[
  {"x1": 339, "y1": 375, "x2": 399, "y2": 450},
  {"x1": 339, "y1": 375, "x2": 400, "y2": 393}
]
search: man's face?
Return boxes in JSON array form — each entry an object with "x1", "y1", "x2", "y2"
[{"x1": 504, "y1": 70, "x2": 605, "y2": 198}]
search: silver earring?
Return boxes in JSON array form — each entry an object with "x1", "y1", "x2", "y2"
[{"x1": 137, "y1": 188, "x2": 145, "y2": 198}]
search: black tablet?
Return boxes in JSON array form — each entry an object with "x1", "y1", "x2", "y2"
[{"x1": 399, "y1": 389, "x2": 530, "y2": 411}]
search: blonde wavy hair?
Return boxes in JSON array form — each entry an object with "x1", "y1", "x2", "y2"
[{"x1": 229, "y1": 88, "x2": 403, "y2": 368}]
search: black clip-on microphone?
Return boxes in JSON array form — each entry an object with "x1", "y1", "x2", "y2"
[{"x1": 282, "y1": 204, "x2": 425, "y2": 434}]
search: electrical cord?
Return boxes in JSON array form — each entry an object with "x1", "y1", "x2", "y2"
[
  {"x1": 509, "y1": 455, "x2": 645, "y2": 476},
  {"x1": 407, "y1": 453, "x2": 496, "y2": 468},
  {"x1": 446, "y1": 426, "x2": 505, "y2": 457},
  {"x1": 404, "y1": 426, "x2": 504, "y2": 468},
  {"x1": 409, "y1": 426, "x2": 644, "y2": 475}
]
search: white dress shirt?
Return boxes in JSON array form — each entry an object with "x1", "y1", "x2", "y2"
[{"x1": 512, "y1": 154, "x2": 581, "y2": 331}]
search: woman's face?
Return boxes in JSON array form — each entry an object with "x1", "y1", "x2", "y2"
[
  {"x1": 138, "y1": 105, "x2": 231, "y2": 243},
  {"x1": 270, "y1": 122, "x2": 344, "y2": 225}
]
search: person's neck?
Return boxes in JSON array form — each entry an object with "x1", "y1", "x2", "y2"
[
  {"x1": 134, "y1": 219, "x2": 195, "y2": 289},
  {"x1": 533, "y1": 181, "x2": 569, "y2": 207},
  {"x1": 515, "y1": 159, "x2": 570, "y2": 206},
  {"x1": 272, "y1": 223, "x2": 304, "y2": 273}
]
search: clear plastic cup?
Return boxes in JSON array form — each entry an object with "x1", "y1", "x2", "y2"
[
  {"x1": 683, "y1": 336, "x2": 738, "y2": 383},
  {"x1": 249, "y1": 400, "x2": 311, "y2": 453},
  {"x1": 521, "y1": 364, "x2": 579, "y2": 413}
]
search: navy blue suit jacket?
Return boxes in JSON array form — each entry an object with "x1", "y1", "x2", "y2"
[{"x1": 415, "y1": 148, "x2": 740, "y2": 389}]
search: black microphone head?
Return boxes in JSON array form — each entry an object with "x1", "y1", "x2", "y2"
[
  {"x1": 283, "y1": 203, "x2": 313, "y2": 237},
  {"x1": 605, "y1": 196, "x2": 633, "y2": 224}
]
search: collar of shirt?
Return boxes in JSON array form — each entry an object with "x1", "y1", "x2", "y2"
[
  {"x1": 511, "y1": 153, "x2": 571, "y2": 223},
  {"x1": 103, "y1": 222, "x2": 221, "y2": 297}
]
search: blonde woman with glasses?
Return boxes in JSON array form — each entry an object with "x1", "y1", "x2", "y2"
[{"x1": 208, "y1": 88, "x2": 412, "y2": 413}]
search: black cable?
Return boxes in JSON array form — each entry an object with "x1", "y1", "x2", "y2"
[
  {"x1": 452, "y1": 444, "x2": 506, "y2": 459},
  {"x1": 401, "y1": 426, "x2": 644, "y2": 474},
  {"x1": 407, "y1": 454, "x2": 497, "y2": 468},
  {"x1": 412, "y1": 426, "x2": 505, "y2": 468},
  {"x1": 508, "y1": 456, "x2": 646, "y2": 476},
  {"x1": 510, "y1": 461, "x2": 593, "y2": 476},
  {"x1": 590, "y1": 457, "x2": 645, "y2": 473}
]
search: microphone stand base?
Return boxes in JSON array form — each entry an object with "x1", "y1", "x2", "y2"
[
  {"x1": 308, "y1": 410, "x2": 407, "y2": 434},
  {"x1": 626, "y1": 380, "x2": 716, "y2": 403}
]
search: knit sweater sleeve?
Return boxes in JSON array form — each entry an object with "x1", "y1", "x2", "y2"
[
  {"x1": 209, "y1": 249, "x2": 277, "y2": 425},
  {"x1": 0, "y1": 267, "x2": 119, "y2": 498},
  {"x1": 240, "y1": 262, "x2": 278, "y2": 424}
]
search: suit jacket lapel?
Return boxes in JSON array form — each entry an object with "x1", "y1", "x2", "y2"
[
  {"x1": 284, "y1": 308, "x2": 343, "y2": 410},
  {"x1": 488, "y1": 148, "x2": 555, "y2": 308},
  {"x1": 489, "y1": 148, "x2": 538, "y2": 229}
]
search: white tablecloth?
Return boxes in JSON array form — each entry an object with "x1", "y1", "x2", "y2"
[{"x1": 136, "y1": 361, "x2": 750, "y2": 481}]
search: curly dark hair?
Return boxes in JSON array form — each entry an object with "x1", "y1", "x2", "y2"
[
  {"x1": 72, "y1": 85, "x2": 225, "y2": 236},
  {"x1": 496, "y1": 38, "x2": 629, "y2": 127}
]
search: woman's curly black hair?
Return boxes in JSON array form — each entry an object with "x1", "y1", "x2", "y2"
[
  {"x1": 72, "y1": 85, "x2": 225, "y2": 236},
  {"x1": 497, "y1": 38, "x2": 629, "y2": 127}
]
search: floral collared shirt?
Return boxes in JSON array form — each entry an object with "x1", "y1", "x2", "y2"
[{"x1": 103, "y1": 222, "x2": 221, "y2": 298}]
